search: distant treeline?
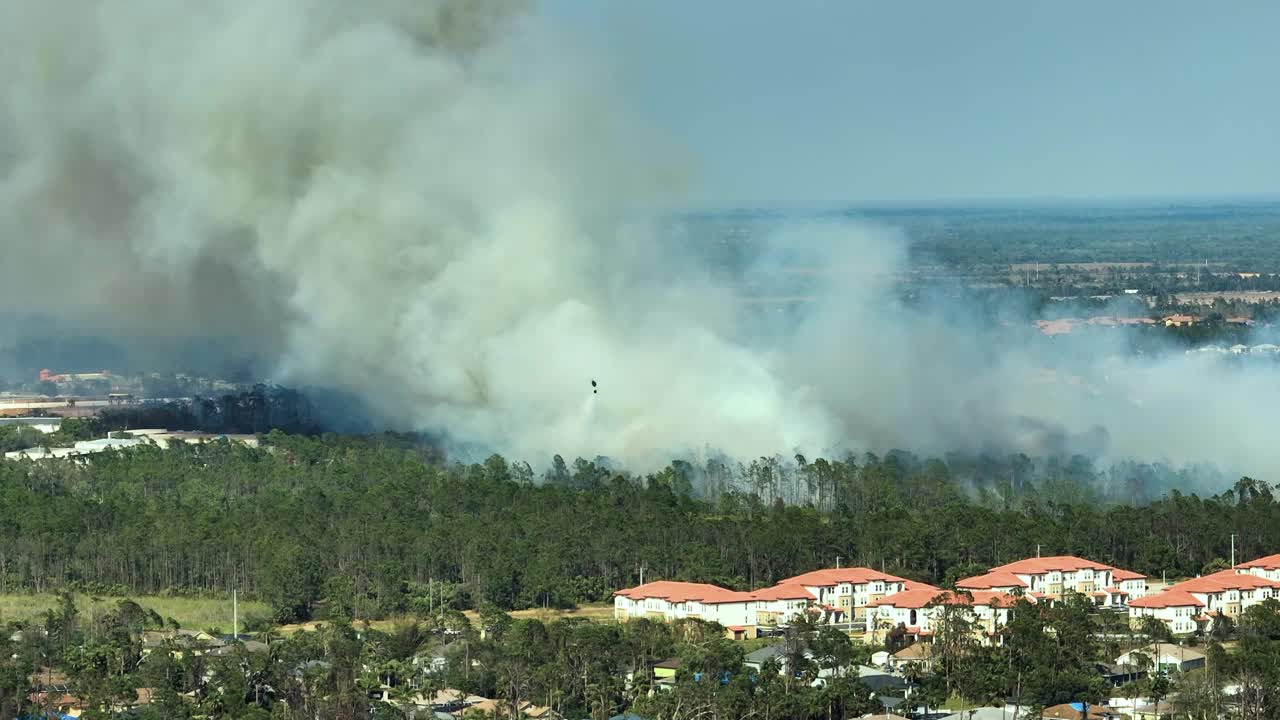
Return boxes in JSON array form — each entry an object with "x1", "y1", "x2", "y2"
[
  {"x1": 0, "y1": 433, "x2": 1273, "y2": 624},
  {"x1": 94, "y1": 384, "x2": 323, "y2": 435}
]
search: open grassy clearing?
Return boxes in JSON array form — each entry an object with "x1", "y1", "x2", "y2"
[
  {"x1": 278, "y1": 603, "x2": 617, "y2": 635},
  {"x1": 0, "y1": 593, "x2": 269, "y2": 633}
]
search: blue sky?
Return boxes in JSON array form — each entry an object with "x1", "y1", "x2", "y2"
[{"x1": 543, "y1": 0, "x2": 1280, "y2": 207}]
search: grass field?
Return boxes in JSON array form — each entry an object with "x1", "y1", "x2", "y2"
[
  {"x1": 0, "y1": 593, "x2": 269, "y2": 633},
  {"x1": 279, "y1": 603, "x2": 618, "y2": 635}
]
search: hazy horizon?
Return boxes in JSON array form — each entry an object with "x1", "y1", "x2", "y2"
[{"x1": 546, "y1": 0, "x2": 1280, "y2": 208}]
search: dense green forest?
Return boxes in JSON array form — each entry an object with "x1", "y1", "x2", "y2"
[{"x1": 0, "y1": 433, "x2": 1273, "y2": 625}]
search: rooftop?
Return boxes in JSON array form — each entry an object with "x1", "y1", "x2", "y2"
[
  {"x1": 869, "y1": 587, "x2": 1017, "y2": 610},
  {"x1": 1236, "y1": 553, "x2": 1280, "y2": 571},
  {"x1": 780, "y1": 567, "x2": 909, "y2": 587},
  {"x1": 1127, "y1": 590, "x2": 1205, "y2": 609},
  {"x1": 990, "y1": 555, "x2": 1113, "y2": 574},
  {"x1": 1168, "y1": 569, "x2": 1280, "y2": 594},
  {"x1": 614, "y1": 581, "x2": 753, "y2": 605},
  {"x1": 749, "y1": 584, "x2": 816, "y2": 601},
  {"x1": 956, "y1": 571, "x2": 1028, "y2": 589},
  {"x1": 1123, "y1": 643, "x2": 1206, "y2": 662}
]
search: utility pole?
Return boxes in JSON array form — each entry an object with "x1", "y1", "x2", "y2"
[
  {"x1": 639, "y1": 564, "x2": 645, "y2": 586},
  {"x1": 1036, "y1": 544, "x2": 1042, "y2": 558},
  {"x1": 1231, "y1": 534, "x2": 1237, "y2": 568},
  {"x1": 836, "y1": 556, "x2": 842, "y2": 569},
  {"x1": 233, "y1": 589, "x2": 238, "y2": 640}
]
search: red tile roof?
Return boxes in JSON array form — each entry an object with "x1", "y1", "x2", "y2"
[
  {"x1": 1168, "y1": 569, "x2": 1280, "y2": 594},
  {"x1": 1111, "y1": 568, "x2": 1146, "y2": 581},
  {"x1": 614, "y1": 581, "x2": 753, "y2": 604},
  {"x1": 1236, "y1": 553, "x2": 1280, "y2": 571},
  {"x1": 869, "y1": 587, "x2": 1017, "y2": 609},
  {"x1": 749, "y1": 584, "x2": 816, "y2": 601},
  {"x1": 1128, "y1": 590, "x2": 1204, "y2": 608},
  {"x1": 956, "y1": 571, "x2": 1028, "y2": 589},
  {"x1": 990, "y1": 555, "x2": 1113, "y2": 574},
  {"x1": 780, "y1": 567, "x2": 909, "y2": 587}
]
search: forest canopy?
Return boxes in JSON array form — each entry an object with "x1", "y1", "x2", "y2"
[{"x1": 0, "y1": 432, "x2": 1270, "y2": 625}]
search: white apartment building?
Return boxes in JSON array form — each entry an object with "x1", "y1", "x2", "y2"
[
  {"x1": 1235, "y1": 553, "x2": 1280, "y2": 581},
  {"x1": 1164, "y1": 569, "x2": 1280, "y2": 620},
  {"x1": 613, "y1": 581, "x2": 757, "y2": 631},
  {"x1": 778, "y1": 567, "x2": 910, "y2": 618},
  {"x1": 1112, "y1": 568, "x2": 1150, "y2": 600},
  {"x1": 864, "y1": 586, "x2": 1018, "y2": 645},
  {"x1": 968, "y1": 556, "x2": 1146, "y2": 606},
  {"x1": 1127, "y1": 590, "x2": 1204, "y2": 635},
  {"x1": 748, "y1": 584, "x2": 822, "y2": 627},
  {"x1": 956, "y1": 571, "x2": 1027, "y2": 593}
]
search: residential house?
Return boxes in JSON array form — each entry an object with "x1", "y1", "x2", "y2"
[
  {"x1": 743, "y1": 644, "x2": 793, "y2": 672},
  {"x1": 406, "y1": 688, "x2": 490, "y2": 715},
  {"x1": 140, "y1": 629, "x2": 228, "y2": 659},
  {"x1": 742, "y1": 642, "x2": 821, "y2": 683},
  {"x1": 1235, "y1": 553, "x2": 1280, "y2": 581},
  {"x1": 109, "y1": 687, "x2": 160, "y2": 714},
  {"x1": 1041, "y1": 703, "x2": 1127, "y2": 720},
  {"x1": 1131, "y1": 701, "x2": 1174, "y2": 719},
  {"x1": 1127, "y1": 590, "x2": 1204, "y2": 635},
  {"x1": 1094, "y1": 662, "x2": 1146, "y2": 688},
  {"x1": 652, "y1": 658, "x2": 681, "y2": 689},
  {"x1": 886, "y1": 642, "x2": 934, "y2": 672},
  {"x1": 464, "y1": 699, "x2": 557, "y2": 719},
  {"x1": 939, "y1": 708, "x2": 1017, "y2": 720},
  {"x1": 1115, "y1": 644, "x2": 1206, "y2": 674},
  {"x1": 856, "y1": 665, "x2": 909, "y2": 693},
  {"x1": 1162, "y1": 315, "x2": 1196, "y2": 327},
  {"x1": 777, "y1": 567, "x2": 910, "y2": 618},
  {"x1": 25, "y1": 690, "x2": 85, "y2": 716},
  {"x1": 865, "y1": 586, "x2": 1018, "y2": 645},
  {"x1": 206, "y1": 640, "x2": 269, "y2": 657}
]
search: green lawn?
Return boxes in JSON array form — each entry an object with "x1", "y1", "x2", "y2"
[{"x1": 0, "y1": 593, "x2": 270, "y2": 633}]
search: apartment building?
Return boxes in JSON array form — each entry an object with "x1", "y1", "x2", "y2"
[
  {"x1": 778, "y1": 567, "x2": 910, "y2": 618},
  {"x1": 749, "y1": 584, "x2": 828, "y2": 628},
  {"x1": 615, "y1": 554, "x2": 1153, "y2": 640},
  {"x1": 955, "y1": 571, "x2": 1027, "y2": 593},
  {"x1": 962, "y1": 556, "x2": 1147, "y2": 606},
  {"x1": 1235, "y1": 553, "x2": 1280, "y2": 581},
  {"x1": 1166, "y1": 570, "x2": 1280, "y2": 620},
  {"x1": 1127, "y1": 591, "x2": 1204, "y2": 635},
  {"x1": 613, "y1": 581, "x2": 757, "y2": 633},
  {"x1": 865, "y1": 585, "x2": 1019, "y2": 645},
  {"x1": 1112, "y1": 569, "x2": 1150, "y2": 600}
]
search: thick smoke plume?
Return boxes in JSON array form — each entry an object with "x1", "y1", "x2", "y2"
[
  {"x1": 0, "y1": 0, "x2": 830, "y2": 466},
  {"x1": 0, "y1": 0, "x2": 1275, "y2": 482}
]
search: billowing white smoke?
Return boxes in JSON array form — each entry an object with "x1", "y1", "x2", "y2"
[
  {"x1": 0, "y1": 0, "x2": 1276, "y2": 481},
  {"x1": 0, "y1": 0, "x2": 835, "y2": 466}
]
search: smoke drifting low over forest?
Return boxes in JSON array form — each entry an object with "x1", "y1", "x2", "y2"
[{"x1": 0, "y1": 0, "x2": 1276, "y2": 484}]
